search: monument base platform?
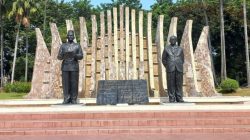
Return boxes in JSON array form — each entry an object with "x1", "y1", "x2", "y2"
[
  {"x1": 0, "y1": 97, "x2": 250, "y2": 136},
  {"x1": 0, "y1": 96, "x2": 249, "y2": 107}
]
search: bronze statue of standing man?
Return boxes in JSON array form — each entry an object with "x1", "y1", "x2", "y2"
[
  {"x1": 57, "y1": 30, "x2": 83, "y2": 104},
  {"x1": 162, "y1": 36, "x2": 184, "y2": 103}
]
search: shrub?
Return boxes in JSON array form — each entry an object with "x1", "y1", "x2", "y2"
[
  {"x1": 220, "y1": 78, "x2": 239, "y2": 93},
  {"x1": 4, "y1": 82, "x2": 31, "y2": 93}
]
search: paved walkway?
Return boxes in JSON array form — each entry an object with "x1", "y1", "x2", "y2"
[
  {"x1": 0, "y1": 97, "x2": 250, "y2": 113},
  {"x1": 1, "y1": 96, "x2": 250, "y2": 105},
  {"x1": 1, "y1": 103, "x2": 250, "y2": 113}
]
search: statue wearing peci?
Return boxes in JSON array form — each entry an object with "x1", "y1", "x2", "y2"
[{"x1": 57, "y1": 30, "x2": 83, "y2": 104}]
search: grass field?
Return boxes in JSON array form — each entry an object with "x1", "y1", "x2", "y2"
[
  {"x1": 0, "y1": 92, "x2": 27, "y2": 99},
  {"x1": 220, "y1": 88, "x2": 250, "y2": 96}
]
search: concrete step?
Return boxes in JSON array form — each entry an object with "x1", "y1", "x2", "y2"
[
  {"x1": 1, "y1": 117, "x2": 250, "y2": 129},
  {"x1": 1, "y1": 111, "x2": 250, "y2": 120},
  {"x1": 1, "y1": 125, "x2": 250, "y2": 135},
  {"x1": 1, "y1": 110, "x2": 250, "y2": 135}
]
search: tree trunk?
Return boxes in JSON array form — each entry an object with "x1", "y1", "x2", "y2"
[
  {"x1": 201, "y1": 0, "x2": 218, "y2": 86},
  {"x1": 25, "y1": 31, "x2": 29, "y2": 82},
  {"x1": 243, "y1": 0, "x2": 250, "y2": 87},
  {"x1": 43, "y1": 0, "x2": 48, "y2": 36},
  {"x1": 0, "y1": 1, "x2": 3, "y2": 87},
  {"x1": 220, "y1": 0, "x2": 227, "y2": 81},
  {"x1": 11, "y1": 23, "x2": 21, "y2": 84}
]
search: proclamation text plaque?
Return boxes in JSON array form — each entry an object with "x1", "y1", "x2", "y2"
[{"x1": 96, "y1": 80, "x2": 149, "y2": 105}]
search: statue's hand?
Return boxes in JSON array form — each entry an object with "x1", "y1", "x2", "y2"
[{"x1": 64, "y1": 51, "x2": 74, "y2": 59}]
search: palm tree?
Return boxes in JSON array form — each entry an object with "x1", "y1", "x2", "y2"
[
  {"x1": 220, "y1": 0, "x2": 227, "y2": 81},
  {"x1": 8, "y1": 0, "x2": 37, "y2": 83},
  {"x1": 243, "y1": 0, "x2": 250, "y2": 87}
]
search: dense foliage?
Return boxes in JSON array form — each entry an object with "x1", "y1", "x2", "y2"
[
  {"x1": 220, "y1": 78, "x2": 239, "y2": 93},
  {"x1": 0, "y1": 0, "x2": 250, "y2": 86},
  {"x1": 4, "y1": 82, "x2": 31, "y2": 93}
]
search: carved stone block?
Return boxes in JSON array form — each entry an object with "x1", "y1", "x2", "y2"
[{"x1": 96, "y1": 80, "x2": 149, "y2": 105}]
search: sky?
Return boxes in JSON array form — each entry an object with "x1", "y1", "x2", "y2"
[
  {"x1": 91, "y1": 0, "x2": 155, "y2": 10},
  {"x1": 64, "y1": 0, "x2": 157, "y2": 10}
]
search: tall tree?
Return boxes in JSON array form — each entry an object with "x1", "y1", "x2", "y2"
[
  {"x1": 8, "y1": 0, "x2": 37, "y2": 83},
  {"x1": 201, "y1": 0, "x2": 218, "y2": 86},
  {"x1": 156, "y1": 0, "x2": 172, "y2": 4},
  {"x1": 43, "y1": 0, "x2": 48, "y2": 36},
  {"x1": 220, "y1": 0, "x2": 227, "y2": 81},
  {"x1": 71, "y1": 0, "x2": 93, "y2": 19},
  {"x1": 0, "y1": 0, "x2": 4, "y2": 87},
  {"x1": 243, "y1": 0, "x2": 250, "y2": 87},
  {"x1": 97, "y1": 0, "x2": 142, "y2": 11}
]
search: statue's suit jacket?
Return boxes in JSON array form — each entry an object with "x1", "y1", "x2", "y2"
[
  {"x1": 57, "y1": 43, "x2": 83, "y2": 71},
  {"x1": 162, "y1": 45, "x2": 184, "y2": 73}
]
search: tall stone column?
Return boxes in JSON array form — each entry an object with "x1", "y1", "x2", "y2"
[{"x1": 27, "y1": 28, "x2": 51, "y2": 99}]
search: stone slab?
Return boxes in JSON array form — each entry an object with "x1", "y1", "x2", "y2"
[
  {"x1": 160, "y1": 102, "x2": 196, "y2": 106},
  {"x1": 51, "y1": 104, "x2": 85, "y2": 108},
  {"x1": 96, "y1": 80, "x2": 149, "y2": 105}
]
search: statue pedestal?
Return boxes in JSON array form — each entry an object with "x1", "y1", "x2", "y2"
[
  {"x1": 51, "y1": 103, "x2": 85, "y2": 107},
  {"x1": 160, "y1": 102, "x2": 195, "y2": 106}
]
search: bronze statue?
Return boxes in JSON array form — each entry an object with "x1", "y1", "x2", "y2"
[
  {"x1": 162, "y1": 36, "x2": 184, "y2": 103},
  {"x1": 57, "y1": 30, "x2": 83, "y2": 104}
]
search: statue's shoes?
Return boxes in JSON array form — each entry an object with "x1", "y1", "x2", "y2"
[
  {"x1": 169, "y1": 100, "x2": 176, "y2": 103},
  {"x1": 62, "y1": 100, "x2": 71, "y2": 104},
  {"x1": 176, "y1": 99, "x2": 184, "y2": 103},
  {"x1": 71, "y1": 100, "x2": 78, "y2": 104}
]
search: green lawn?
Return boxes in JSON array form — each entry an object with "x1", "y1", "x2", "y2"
[
  {"x1": 221, "y1": 88, "x2": 250, "y2": 96},
  {"x1": 0, "y1": 92, "x2": 27, "y2": 99}
]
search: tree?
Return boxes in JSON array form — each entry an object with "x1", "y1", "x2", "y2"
[
  {"x1": 71, "y1": 0, "x2": 93, "y2": 19},
  {"x1": 15, "y1": 55, "x2": 34, "y2": 81},
  {"x1": 0, "y1": 0, "x2": 4, "y2": 87},
  {"x1": 97, "y1": 0, "x2": 142, "y2": 11},
  {"x1": 201, "y1": 0, "x2": 218, "y2": 86},
  {"x1": 243, "y1": 0, "x2": 250, "y2": 87},
  {"x1": 220, "y1": 0, "x2": 227, "y2": 81},
  {"x1": 151, "y1": 0, "x2": 173, "y2": 41},
  {"x1": 156, "y1": 0, "x2": 173, "y2": 4},
  {"x1": 43, "y1": 0, "x2": 48, "y2": 36},
  {"x1": 8, "y1": 0, "x2": 37, "y2": 84},
  {"x1": 71, "y1": 0, "x2": 94, "y2": 40},
  {"x1": 0, "y1": 0, "x2": 10, "y2": 85}
]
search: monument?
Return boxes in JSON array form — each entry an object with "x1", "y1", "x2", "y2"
[{"x1": 27, "y1": 5, "x2": 218, "y2": 100}]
